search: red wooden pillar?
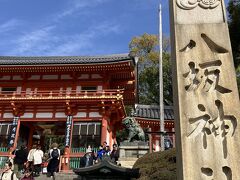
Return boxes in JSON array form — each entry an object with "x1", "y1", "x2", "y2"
[
  {"x1": 101, "y1": 116, "x2": 108, "y2": 145},
  {"x1": 111, "y1": 125, "x2": 117, "y2": 146},
  {"x1": 27, "y1": 127, "x2": 34, "y2": 150},
  {"x1": 148, "y1": 128, "x2": 153, "y2": 153},
  {"x1": 109, "y1": 130, "x2": 113, "y2": 148}
]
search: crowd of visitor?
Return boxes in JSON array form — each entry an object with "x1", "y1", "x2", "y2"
[
  {"x1": 0, "y1": 143, "x2": 60, "y2": 180},
  {"x1": 0, "y1": 141, "x2": 119, "y2": 180},
  {"x1": 80, "y1": 141, "x2": 119, "y2": 167}
]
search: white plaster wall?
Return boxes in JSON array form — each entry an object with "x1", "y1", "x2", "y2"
[
  {"x1": 42, "y1": 75, "x2": 58, "y2": 80},
  {"x1": 0, "y1": 76, "x2": 11, "y2": 80},
  {"x1": 26, "y1": 88, "x2": 31, "y2": 94},
  {"x1": 78, "y1": 74, "x2": 89, "y2": 79},
  {"x1": 61, "y1": 74, "x2": 72, "y2": 79},
  {"x1": 3, "y1": 113, "x2": 14, "y2": 118},
  {"x1": 97, "y1": 86, "x2": 103, "y2": 90},
  {"x1": 16, "y1": 87, "x2": 22, "y2": 94},
  {"x1": 28, "y1": 75, "x2": 40, "y2": 80},
  {"x1": 89, "y1": 112, "x2": 102, "y2": 117},
  {"x1": 91, "y1": 74, "x2": 102, "y2": 79},
  {"x1": 55, "y1": 112, "x2": 66, "y2": 118},
  {"x1": 36, "y1": 112, "x2": 53, "y2": 118},
  {"x1": 74, "y1": 112, "x2": 87, "y2": 117},
  {"x1": 76, "y1": 86, "x2": 81, "y2": 92},
  {"x1": 66, "y1": 87, "x2": 72, "y2": 92},
  {"x1": 21, "y1": 113, "x2": 34, "y2": 118},
  {"x1": 12, "y1": 75, "x2": 23, "y2": 80}
]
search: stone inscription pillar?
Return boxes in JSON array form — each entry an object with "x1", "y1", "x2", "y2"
[{"x1": 170, "y1": 0, "x2": 240, "y2": 179}]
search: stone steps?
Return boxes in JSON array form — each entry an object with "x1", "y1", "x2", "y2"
[
  {"x1": 118, "y1": 157, "x2": 138, "y2": 168},
  {"x1": 31, "y1": 172, "x2": 79, "y2": 180}
]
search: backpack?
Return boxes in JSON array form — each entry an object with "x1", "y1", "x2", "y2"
[
  {"x1": 51, "y1": 149, "x2": 59, "y2": 159},
  {"x1": 1, "y1": 171, "x2": 14, "y2": 180}
]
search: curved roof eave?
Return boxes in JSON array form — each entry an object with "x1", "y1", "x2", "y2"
[{"x1": 0, "y1": 53, "x2": 136, "y2": 66}]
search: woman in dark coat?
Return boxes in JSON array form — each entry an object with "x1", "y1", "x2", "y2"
[
  {"x1": 13, "y1": 145, "x2": 28, "y2": 176},
  {"x1": 47, "y1": 143, "x2": 60, "y2": 178}
]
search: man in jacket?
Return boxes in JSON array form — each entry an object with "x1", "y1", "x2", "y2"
[{"x1": 80, "y1": 149, "x2": 94, "y2": 167}]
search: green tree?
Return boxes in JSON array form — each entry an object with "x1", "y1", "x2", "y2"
[
  {"x1": 227, "y1": 0, "x2": 240, "y2": 67},
  {"x1": 129, "y1": 33, "x2": 172, "y2": 105},
  {"x1": 227, "y1": 0, "x2": 240, "y2": 94}
]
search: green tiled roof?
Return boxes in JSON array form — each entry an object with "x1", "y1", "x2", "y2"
[
  {"x1": 134, "y1": 104, "x2": 174, "y2": 120},
  {"x1": 0, "y1": 53, "x2": 133, "y2": 65}
]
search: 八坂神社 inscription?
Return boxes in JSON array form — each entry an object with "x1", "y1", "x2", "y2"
[
  {"x1": 183, "y1": 60, "x2": 232, "y2": 93},
  {"x1": 170, "y1": 0, "x2": 240, "y2": 179}
]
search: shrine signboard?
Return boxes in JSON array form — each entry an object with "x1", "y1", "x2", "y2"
[
  {"x1": 65, "y1": 115, "x2": 73, "y2": 147},
  {"x1": 8, "y1": 116, "x2": 19, "y2": 147}
]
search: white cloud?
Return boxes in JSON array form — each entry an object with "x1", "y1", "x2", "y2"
[
  {"x1": 1, "y1": 0, "x2": 122, "y2": 56},
  {"x1": 47, "y1": 21, "x2": 121, "y2": 55},
  {"x1": 8, "y1": 25, "x2": 56, "y2": 55},
  {"x1": 55, "y1": 0, "x2": 109, "y2": 21},
  {"x1": 7, "y1": 21, "x2": 121, "y2": 56},
  {"x1": 0, "y1": 19, "x2": 22, "y2": 34}
]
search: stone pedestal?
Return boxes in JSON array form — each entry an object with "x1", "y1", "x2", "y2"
[{"x1": 118, "y1": 142, "x2": 149, "y2": 168}]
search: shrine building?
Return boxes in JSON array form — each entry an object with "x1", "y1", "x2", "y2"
[
  {"x1": 0, "y1": 54, "x2": 137, "y2": 170},
  {"x1": 134, "y1": 104, "x2": 175, "y2": 151}
]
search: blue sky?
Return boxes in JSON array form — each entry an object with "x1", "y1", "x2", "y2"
[{"x1": 0, "y1": 0, "x2": 229, "y2": 56}]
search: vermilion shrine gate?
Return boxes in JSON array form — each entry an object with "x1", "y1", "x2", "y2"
[{"x1": 0, "y1": 54, "x2": 137, "y2": 171}]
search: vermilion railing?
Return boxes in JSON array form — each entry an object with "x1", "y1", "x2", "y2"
[{"x1": 0, "y1": 89, "x2": 124, "y2": 100}]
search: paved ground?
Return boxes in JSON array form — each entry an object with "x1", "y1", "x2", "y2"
[
  {"x1": 34, "y1": 174, "x2": 52, "y2": 180},
  {"x1": 36, "y1": 172, "x2": 79, "y2": 180},
  {"x1": 18, "y1": 172, "x2": 79, "y2": 180}
]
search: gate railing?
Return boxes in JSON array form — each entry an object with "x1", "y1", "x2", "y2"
[
  {"x1": 71, "y1": 147, "x2": 98, "y2": 154},
  {"x1": 69, "y1": 157, "x2": 81, "y2": 169},
  {"x1": 0, "y1": 147, "x2": 8, "y2": 152},
  {"x1": 69, "y1": 147, "x2": 98, "y2": 169}
]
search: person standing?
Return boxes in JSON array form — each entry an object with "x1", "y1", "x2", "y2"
[
  {"x1": 102, "y1": 141, "x2": 107, "y2": 151},
  {"x1": 110, "y1": 144, "x2": 119, "y2": 164},
  {"x1": 13, "y1": 145, "x2": 28, "y2": 178},
  {"x1": 32, "y1": 145, "x2": 43, "y2": 177},
  {"x1": 103, "y1": 145, "x2": 111, "y2": 156},
  {"x1": 80, "y1": 149, "x2": 94, "y2": 167},
  {"x1": 0, "y1": 162, "x2": 18, "y2": 180},
  {"x1": 27, "y1": 145, "x2": 37, "y2": 171},
  {"x1": 86, "y1": 145, "x2": 92, "y2": 153},
  {"x1": 96, "y1": 145, "x2": 103, "y2": 163},
  {"x1": 47, "y1": 143, "x2": 60, "y2": 178}
]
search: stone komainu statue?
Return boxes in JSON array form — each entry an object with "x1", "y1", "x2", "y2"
[{"x1": 122, "y1": 117, "x2": 145, "y2": 142}]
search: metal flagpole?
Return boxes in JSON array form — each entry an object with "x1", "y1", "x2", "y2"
[{"x1": 159, "y1": 3, "x2": 165, "y2": 151}]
